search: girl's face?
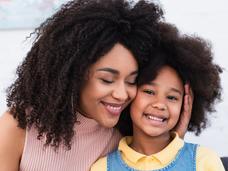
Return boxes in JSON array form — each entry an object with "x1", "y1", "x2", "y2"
[
  {"x1": 79, "y1": 43, "x2": 138, "y2": 128},
  {"x1": 130, "y1": 66, "x2": 184, "y2": 138}
]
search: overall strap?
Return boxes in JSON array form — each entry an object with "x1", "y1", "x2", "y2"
[
  {"x1": 158, "y1": 142, "x2": 197, "y2": 171},
  {"x1": 107, "y1": 150, "x2": 135, "y2": 171},
  {"x1": 107, "y1": 142, "x2": 197, "y2": 171}
]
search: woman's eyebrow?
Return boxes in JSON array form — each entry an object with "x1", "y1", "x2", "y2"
[
  {"x1": 96, "y1": 68, "x2": 119, "y2": 74},
  {"x1": 96, "y1": 68, "x2": 138, "y2": 76},
  {"x1": 129, "y1": 70, "x2": 138, "y2": 76}
]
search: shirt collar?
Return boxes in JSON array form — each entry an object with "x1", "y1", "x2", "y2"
[
  {"x1": 118, "y1": 132, "x2": 184, "y2": 165},
  {"x1": 153, "y1": 132, "x2": 184, "y2": 164},
  {"x1": 118, "y1": 136, "x2": 147, "y2": 163}
]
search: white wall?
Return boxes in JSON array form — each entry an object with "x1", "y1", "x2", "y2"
[
  {"x1": 0, "y1": 29, "x2": 32, "y2": 114},
  {"x1": 161, "y1": 0, "x2": 228, "y2": 157},
  {"x1": 0, "y1": 0, "x2": 227, "y2": 156}
]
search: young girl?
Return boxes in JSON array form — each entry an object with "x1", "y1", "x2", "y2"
[
  {"x1": 91, "y1": 23, "x2": 225, "y2": 171},
  {"x1": 0, "y1": 1, "x2": 193, "y2": 171}
]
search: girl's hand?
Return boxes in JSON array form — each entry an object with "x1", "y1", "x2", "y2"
[{"x1": 173, "y1": 83, "x2": 194, "y2": 139}]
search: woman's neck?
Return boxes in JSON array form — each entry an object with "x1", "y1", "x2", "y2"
[{"x1": 130, "y1": 130, "x2": 172, "y2": 156}]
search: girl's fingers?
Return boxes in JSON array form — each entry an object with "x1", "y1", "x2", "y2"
[{"x1": 174, "y1": 83, "x2": 193, "y2": 138}]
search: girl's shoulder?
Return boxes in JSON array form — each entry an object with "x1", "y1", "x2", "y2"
[
  {"x1": 196, "y1": 145, "x2": 225, "y2": 171},
  {"x1": 90, "y1": 156, "x2": 107, "y2": 171},
  {"x1": 0, "y1": 111, "x2": 25, "y2": 170},
  {"x1": 197, "y1": 145, "x2": 221, "y2": 160}
]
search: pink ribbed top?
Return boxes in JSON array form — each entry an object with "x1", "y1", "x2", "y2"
[{"x1": 19, "y1": 113, "x2": 122, "y2": 171}]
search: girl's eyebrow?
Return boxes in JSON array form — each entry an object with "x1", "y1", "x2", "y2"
[
  {"x1": 96, "y1": 68, "x2": 138, "y2": 76},
  {"x1": 147, "y1": 82, "x2": 183, "y2": 95},
  {"x1": 170, "y1": 88, "x2": 183, "y2": 96}
]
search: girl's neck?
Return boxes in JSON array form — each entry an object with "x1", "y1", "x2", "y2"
[{"x1": 130, "y1": 131, "x2": 172, "y2": 156}]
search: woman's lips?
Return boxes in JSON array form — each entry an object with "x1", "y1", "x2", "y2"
[{"x1": 102, "y1": 101, "x2": 125, "y2": 116}]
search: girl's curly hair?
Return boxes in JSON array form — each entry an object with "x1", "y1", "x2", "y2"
[
  {"x1": 6, "y1": 0, "x2": 164, "y2": 149},
  {"x1": 117, "y1": 22, "x2": 222, "y2": 136}
]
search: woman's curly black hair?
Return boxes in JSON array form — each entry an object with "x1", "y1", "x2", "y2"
[
  {"x1": 117, "y1": 22, "x2": 223, "y2": 136},
  {"x1": 6, "y1": 0, "x2": 164, "y2": 149}
]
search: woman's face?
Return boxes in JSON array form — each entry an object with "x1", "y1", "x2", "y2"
[{"x1": 79, "y1": 43, "x2": 138, "y2": 128}]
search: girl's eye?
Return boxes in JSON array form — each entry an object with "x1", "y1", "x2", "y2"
[
  {"x1": 143, "y1": 89, "x2": 155, "y2": 95},
  {"x1": 100, "y1": 79, "x2": 113, "y2": 84},
  {"x1": 167, "y1": 96, "x2": 178, "y2": 101}
]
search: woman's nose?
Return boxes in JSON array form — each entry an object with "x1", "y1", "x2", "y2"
[{"x1": 112, "y1": 83, "x2": 128, "y2": 101}]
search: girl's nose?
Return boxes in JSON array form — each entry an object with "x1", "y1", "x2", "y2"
[{"x1": 152, "y1": 102, "x2": 167, "y2": 111}]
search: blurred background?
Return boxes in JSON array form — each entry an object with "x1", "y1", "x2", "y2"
[{"x1": 0, "y1": 0, "x2": 227, "y2": 156}]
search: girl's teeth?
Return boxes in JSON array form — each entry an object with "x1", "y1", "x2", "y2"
[{"x1": 146, "y1": 115, "x2": 164, "y2": 122}]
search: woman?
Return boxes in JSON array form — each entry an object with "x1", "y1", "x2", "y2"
[{"x1": 0, "y1": 0, "x2": 192, "y2": 171}]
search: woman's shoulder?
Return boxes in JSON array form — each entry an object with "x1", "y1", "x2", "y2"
[
  {"x1": 0, "y1": 111, "x2": 25, "y2": 163},
  {"x1": 0, "y1": 111, "x2": 25, "y2": 135}
]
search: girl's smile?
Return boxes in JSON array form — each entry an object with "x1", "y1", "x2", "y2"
[
  {"x1": 143, "y1": 112, "x2": 168, "y2": 126},
  {"x1": 130, "y1": 65, "x2": 184, "y2": 138}
]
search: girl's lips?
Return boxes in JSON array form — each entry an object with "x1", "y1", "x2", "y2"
[
  {"x1": 143, "y1": 113, "x2": 167, "y2": 126},
  {"x1": 101, "y1": 101, "x2": 124, "y2": 116},
  {"x1": 144, "y1": 113, "x2": 167, "y2": 122}
]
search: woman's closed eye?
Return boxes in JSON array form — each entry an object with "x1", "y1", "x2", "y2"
[
  {"x1": 100, "y1": 78, "x2": 114, "y2": 84},
  {"x1": 126, "y1": 76, "x2": 137, "y2": 86},
  {"x1": 126, "y1": 80, "x2": 137, "y2": 86}
]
